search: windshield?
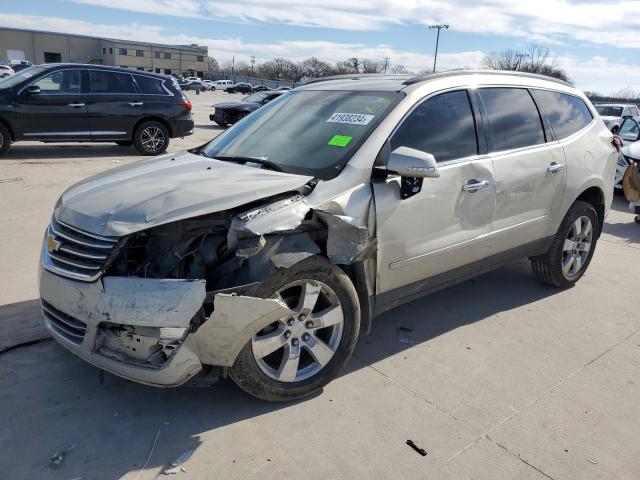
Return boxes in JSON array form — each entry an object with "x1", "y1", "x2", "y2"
[
  {"x1": 0, "y1": 66, "x2": 48, "y2": 90},
  {"x1": 243, "y1": 92, "x2": 268, "y2": 104},
  {"x1": 201, "y1": 90, "x2": 403, "y2": 179},
  {"x1": 596, "y1": 106, "x2": 623, "y2": 117}
]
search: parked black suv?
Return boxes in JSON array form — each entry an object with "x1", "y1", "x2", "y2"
[{"x1": 0, "y1": 64, "x2": 194, "y2": 156}]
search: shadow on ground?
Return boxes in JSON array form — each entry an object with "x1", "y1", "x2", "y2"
[
  {"x1": 1, "y1": 144, "x2": 139, "y2": 160},
  {"x1": 0, "y1": 259, "x2": 563, "y2": 479}
]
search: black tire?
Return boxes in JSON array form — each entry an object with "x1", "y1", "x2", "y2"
[
  {"x1": 0, "y1": 123, "x2": 11, "y2": 156},
  {"x1": 611, "y1": 125, "x2": 620, "y2": 134},
  {"x1": 115, "y1": 141, "x2": 132, "y2": 147},
  {"x1": 214, "y1": 121, "x2": 228, "y2": 127},
  {"x1": 133, "y1": 121, "x2": 169, "y2": 156},
  {"x1": 229, "y1": 256, "x2": 360, "y2": 402},
  {"x1": 531, "y1": 200, "x2": 599, "y2": 288}
]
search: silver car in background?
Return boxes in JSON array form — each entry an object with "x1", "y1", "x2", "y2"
[
  {"x1": 39, "y1": 71, "x2": 617, "y2": 401},
  {"x1": 595, "y1": 103, "x2": 640, "y2": 133}
]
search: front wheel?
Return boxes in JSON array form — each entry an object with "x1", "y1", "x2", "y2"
[
  {"x1": 229, "y1": 256, "x2": 360, "y2": 402},
  {"x1": 133, "y1": 121, "x2": 169, "y2": 155},
  {"x1": 531, "y1": 200, "x2": 599, "y2": 288},
  {"x1": 0, "y1": 123, "x2": 11, "y2": 157}
]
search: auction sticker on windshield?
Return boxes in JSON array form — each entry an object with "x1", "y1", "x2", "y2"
[
  {"x1": 328, "y1": 135, "x2": 352, "y2": 147},
  {"x1": 326, "y1": 113, "x2": 374, "y2": 125}
]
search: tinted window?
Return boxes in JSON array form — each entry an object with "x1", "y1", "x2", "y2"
[
  {"x1": 479, "y1": 88, "x2": 545, "y2": 151},
  {"x1": 119, "y1": 48, "x2": 127, "y2": 55},
  {"x1": 135, "y1": 75, "x2": 167, "y2": 95},
  {"x1": 533, "y1": 90, "x2": 593, "y2": 139},
  {"x1": 164, "y1": 53, "x2": 171, "y2": 59},
  {"x1": 596, "y1": 106, "x2": 623, "y2": 117},
  {"x1": 90, "y1": 71, "x2": 137, "y2": 94},
  {"x1": 391, "y1": 90, "x2": 477, "y2": 162},
  {"x1": 32, "y1": 70, "x2": 82, "y2": 94},
  {"x1": 136, "y1": 50, "x2": 144, "y2": 57}
]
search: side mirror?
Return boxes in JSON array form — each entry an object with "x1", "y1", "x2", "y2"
[
  {"x1": 386, "y1": 146, "x2": 440, "y2": 178},
  {"x1": 25, "y1": 85, "x2": 41, "y2": 95},
  {"x1": 621, "y1": 132, "x2": 640, "y2": 143}
]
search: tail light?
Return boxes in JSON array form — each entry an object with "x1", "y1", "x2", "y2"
[
  {"x1": 179, "y1": 98, "x2": 192, "y2": 111},
  {"x1": 612, "y1": 135, "x2": 622, "y2": 153}
]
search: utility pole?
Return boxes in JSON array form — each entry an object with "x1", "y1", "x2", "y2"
[
  {"x1": 383, "y1": 57, "x2": 390, "y2": 73},
  {"x1": 428, "y1": 24, "x2": 449, "y2": 73},
  {"x1": 250, "y1": 55, "x2": 256, "y2": 77},
  {"x1": 232, "y1": 55, "x2": 235, "y2": 79}
]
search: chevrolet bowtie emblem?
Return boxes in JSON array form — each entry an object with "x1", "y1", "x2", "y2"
[{"x1": 47, "y1": 234, "x2": 62, "y2": 253}]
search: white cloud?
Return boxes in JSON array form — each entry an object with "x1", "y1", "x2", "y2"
[
  {"x1": 66, "y1": 0, "x2": 640, "y2": 48},
  {"x1": 1, "y1": 13, "x2": 637, "y2": 94}
]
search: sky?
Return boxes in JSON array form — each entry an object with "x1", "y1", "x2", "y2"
[{"x1": 1, "y1": 0, "x2": 640, "y2": 94}]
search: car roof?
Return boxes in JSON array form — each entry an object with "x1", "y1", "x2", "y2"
[
  {"x1": 34, "y1": 63, "x2": 170, "y2": 81},
  {"x1": 297, "y1": 70, "x2": 577, "y2": 94},
  {"x1": 596, "y1": 103, "x2": 636, "y2": 107}
]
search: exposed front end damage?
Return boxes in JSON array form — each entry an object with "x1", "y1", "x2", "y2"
[{"x1": 40, "y1": 171, "x2": 377, "y2": 387}]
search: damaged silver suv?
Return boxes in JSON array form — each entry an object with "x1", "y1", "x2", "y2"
[{"x1": 40, "y1": 71, "x2": 617, "y2": 401}]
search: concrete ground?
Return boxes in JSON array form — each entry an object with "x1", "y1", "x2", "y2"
[{"x1": 1, "y1": 91, "x2": 639, "y2": 479}]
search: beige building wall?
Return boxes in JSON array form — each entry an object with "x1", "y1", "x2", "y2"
[{"x1": 0, "y1": 28, "x2": 207, "y2": 76}]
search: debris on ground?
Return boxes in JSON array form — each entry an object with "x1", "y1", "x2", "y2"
[
  {"x1": 406, "y1": 439, "x2": 427, "y2": 457},
  {"x1": 132, "y1": 428, "x2": 161, "y2": 480},
  {"x1": 162, "y1": 450, "x2": 194, "y2": 475},
  {"x1": 48, "y1": 444, "x2": 76, "y2": 468},
  {"x1": 587, "y1": 458, "x2": 598, "y2": 464},
  {"x1": 397, "y1": 327, "x2": 415, "y2": 345}
]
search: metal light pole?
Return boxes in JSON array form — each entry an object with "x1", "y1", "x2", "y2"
[
  {"x1": 429, "y1": 24, "x2": 449, "y2": 73},
  {"x1": 250, "y1": 55, "x2": 256, "y2": 77},
  {"x1": 514, "y1": 53, "x2": 530, "y2": 71}
]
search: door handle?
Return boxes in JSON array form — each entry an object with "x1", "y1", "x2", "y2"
[
  {"x1": 67, "y1": 103, "x2": 85, "y2": 107},
  {"x1": 462, "y1": 179, "x2": 490, "y2": 192},
  {"x1": 128, "y1": 102, "x2": 144, "y2": 107},
  {"x1": 547, "y1": 162, "x2": 566, "y2": 174}
]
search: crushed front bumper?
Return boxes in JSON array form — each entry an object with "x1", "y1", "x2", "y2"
[{"x1": 39, "y1": 267, "x2": 206, "y2": 387}]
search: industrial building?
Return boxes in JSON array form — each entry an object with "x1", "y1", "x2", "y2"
[{"x1": 0, "y1": 27, "x2": 208, "y2": 77}]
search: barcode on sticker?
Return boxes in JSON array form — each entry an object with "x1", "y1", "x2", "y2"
[{"x1": 326, "y1": 113, "x2": 374, "y2": 126}]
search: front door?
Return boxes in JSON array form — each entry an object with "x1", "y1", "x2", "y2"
[
  {"x1": 87, "y1": 70, "x2": 143, "y2": 140},
  {"x1": 14, "y1": 69, "x2": 88, "y2": 139},
  {"x1": 374, "y1": 89, "x2": 496, "y2": 308}
]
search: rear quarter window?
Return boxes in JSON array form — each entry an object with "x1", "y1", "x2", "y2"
[
  {"x1": 134, "y1": 75, "x2": 168, "y2": 95},
  {"x1": 478, "y1": 88, "x2": 545, "y2": 152},
  {"x1": 533, "y1": 90, "x2": 593, "y2": 140}
]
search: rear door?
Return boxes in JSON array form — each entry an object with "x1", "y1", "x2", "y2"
[
  {"x1": 87, "y1": 70, "x2": 143, "y2": 140},
  {"x1": 14, "y1": 68, "x2": 88, "y2": 139},
  {"x1": 374, "y1": 89, "x2": 496, "y2": 303},
  {"x1": 477, "y1": 87, "x2": 566, "y2": 256},
  {"x1": 133, "y1": 74, "x2": 179, "y2": 127}
]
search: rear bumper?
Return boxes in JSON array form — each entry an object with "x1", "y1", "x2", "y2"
[{"x1": 171, "y1": 118, "x2": 194, "y2": 138}]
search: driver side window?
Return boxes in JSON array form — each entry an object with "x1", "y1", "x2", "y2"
[
  {"x1": 391, "y1": 90, "x2": 478, "y2": 163},
  {"x1": 32, "y1": 70, "x2": 82, "y2": 95}
]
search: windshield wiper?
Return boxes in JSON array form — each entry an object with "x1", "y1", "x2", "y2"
[{"x1": 213, "y1": 155, "x2": 286, "y2": 173}]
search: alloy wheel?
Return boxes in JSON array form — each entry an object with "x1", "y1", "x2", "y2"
[
  {"x1": 562, "y1": 216, "x2": 593, "y2": 279},
  {"x1": 141, "y1": 126, "x2": 165, "y2": 153},
  {"x1": 251, "y1": 280, "x2": 345, "y2": 383}
]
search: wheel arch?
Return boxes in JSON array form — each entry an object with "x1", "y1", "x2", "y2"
[
  {"x1": 0, "y1": 116, "x2": 15, "y2": 141},
  {"x1": 132, "y1": 116, "x2": 172, "y2": 138},
  {"x1": 573, "y1": 186, "x2": 605, "y2": 236}
]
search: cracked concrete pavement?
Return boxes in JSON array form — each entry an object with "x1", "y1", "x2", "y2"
[{"x1": 1, "y1": 91, "x2": 639, "y2": 479}]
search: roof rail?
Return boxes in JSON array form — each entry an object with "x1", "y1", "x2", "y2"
[
  {"x1": 403, "y1": 69, "x2": 572, "y2": 87},
  {"x1": 304, "y1": 73, "x2": 411, "y2": 85}
]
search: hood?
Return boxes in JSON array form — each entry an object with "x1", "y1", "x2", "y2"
[
  {"x1": 622, "y1": 140, "x2": 640, "y2": 160},
  {"x1": 55, "y1": 152, "x2": 313, "y2": 237},
  {"x1": 600, "y1": 116, "x2": 620, "y2": 123}
]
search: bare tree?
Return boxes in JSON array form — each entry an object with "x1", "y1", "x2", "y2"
[
  {"x1": 360, "y1": 58, "x2": 385, "y2": 73},
  {"x1": 207, "y1": 57, "x2": 220, "y2": 74},
  {"x1": 482, "y1": 43, "x2": 572, "y2": 84},
  {"x1": 299, "y1": 57, "x2": 333, "y2": 78},
  {"x1": 389, "y1": 64, "x2": 409, "y2": 74}
]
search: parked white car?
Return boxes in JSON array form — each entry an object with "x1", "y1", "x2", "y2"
[
  {"x1": 615, "y1": 118, "x2": 640, "y2": 190},
  {"x1": 39, "y1": 71, "x2": 617, "y2": 401},
  {"x1": 201, "y1": 80, "x2": 215, "y2": 90},
  {"x1": 595, "y1": 103, "x2": 640, "y2": 134},
  {"x1": 0, "y1": 65, "x2": 14, "y2": 78},
  {"x1": 212, "y1": 79, "x2": 233, "y2": 90},
  {"x1": 184, "y1": 76, "x2": 201, "y2": 82}
]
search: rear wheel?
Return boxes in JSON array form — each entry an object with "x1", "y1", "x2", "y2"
[
  {"x1": 229, "y1": 256, "x2": 360, "y2": 402},
  {"x1": 133, "y1": 121, "x2": 169, "y2": 155},
  {"x1": 0, "y1": 123, "x2": 11, "y2": 157},
  {"x1": 531, "y1": 200, "x2": 599, "y2": 288}
]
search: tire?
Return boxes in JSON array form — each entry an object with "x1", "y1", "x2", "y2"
[
  {"x1": 133, "y1": 121, "x2": 169, "y2": 156},
  {"x1": 0, "y1": 123, "x2": 11, "y2": 156},
  {"x1": 229, "y1": 256, "x2": 360, "y2": 402},
  {"x1": 531, "y1": 200, "x2": 599, "y2": 288},
  {"x1": 611, "y1": 125, "x2": 620, "y2": 134},
  {"x1": 115, "y1": 141, "x2": 132, "y2": 147},
  {"x1": 214, "y1": 121, "x2": 228, "y2": 127}
]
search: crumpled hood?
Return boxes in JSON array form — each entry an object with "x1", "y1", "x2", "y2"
[
  {"x1": 55, "y1": 151, "x2": 313, "y2": 237},
  {"x1": 622, "y1": 140, "x2": 640, "y2": 160}
]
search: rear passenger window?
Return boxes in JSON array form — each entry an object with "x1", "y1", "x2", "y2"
[
  {"x1": 479, "y1": 88, "x2": 545, "y2": 151},
  {"x1": 533, "y1": 90, "x2": 593, "y2": 139},
  {"x1": 90, "y1": 71, "x2": 137, "y2": 94},
  {"x1": 391, "y1": 90, "x2": 478, "y2": 162},
  {"x1": 134, "y1": 75, "x2": 167, "y2": 95}
]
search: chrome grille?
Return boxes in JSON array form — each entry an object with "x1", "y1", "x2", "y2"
[
  {"x1": 45, "y1": 217, "x2": 118, "y2": 281},
  {"x1": 42, "y1": 301, "x2": 87, "y2": 345}
]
